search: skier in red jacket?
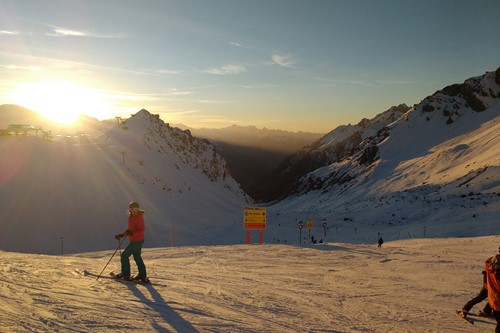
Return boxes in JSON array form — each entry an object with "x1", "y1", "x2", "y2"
[
  {"x1": 115, "y1": 202, "x2": 148, "y2": 282},
  {"x1": 484, "y1": 247, "x2": 500, "y2": 333}
]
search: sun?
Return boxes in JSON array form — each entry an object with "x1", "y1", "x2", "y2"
[{"x1": 9, "y1": 80, "x2": 107, "y2": 124}]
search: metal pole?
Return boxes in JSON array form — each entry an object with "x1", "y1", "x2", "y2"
[
  {"x1": 97, "y1": 237, "x2": 125, "y2": 280},
  {"x1": 170, "y1": 225, "x2": 174, "y2": 247},
  {"x1": 298, "y1": 221, "x2": 304, "y2": 245}
]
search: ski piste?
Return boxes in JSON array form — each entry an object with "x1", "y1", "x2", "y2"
[
  {"x1": 456, "y1": 310, "x2": 474, "y2": 325},
  {"x1": 83, "y1": 270, "x2": 151, "y2": 284}
]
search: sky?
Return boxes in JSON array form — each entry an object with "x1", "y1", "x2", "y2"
[{"x1": 0, "y1": 0, "x2": 499, "y2": 133}]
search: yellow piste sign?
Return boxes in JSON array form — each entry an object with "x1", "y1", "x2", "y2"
[
  {"x1": 244, "y1": 207, "x2": 266, "y2": 230},
  {"x1": 307, "y1": 219, "x2": 313, "y2": 230}
]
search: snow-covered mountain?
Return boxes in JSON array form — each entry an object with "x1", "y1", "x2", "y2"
[
  {"x1": 0, "y1": 109, "x2": 250, "y2": 254},
  {"x1": 265, "y1": 67, "x2": 499, "y2": 243},
  {"x1": 1, "y1": 68, "x2": 498, "y2": 254},
  {"x1": 254, "y1": 104, "x2": 411, "y2": 201}
]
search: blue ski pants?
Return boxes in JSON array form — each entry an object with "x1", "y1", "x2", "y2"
[{"x1": 121, "y1": 240, "x2": 146, "y2": 278}]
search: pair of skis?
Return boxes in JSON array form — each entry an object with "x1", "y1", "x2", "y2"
[
  {"x1": 456, "y1": 310, "x2": 495, "y2": 325},
  {"x1": 83, "y1": 270, "x2": 150, "y2": 284}
]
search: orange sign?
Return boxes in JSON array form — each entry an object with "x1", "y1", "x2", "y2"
[{"x1": 244, "y1": 207, "x2": 266, "y2": 230}]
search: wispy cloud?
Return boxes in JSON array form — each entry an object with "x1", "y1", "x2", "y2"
[
  {"x1": 334, "y1": 79, "x2": 413, "y2": 87},
  {"x1": 46, "y1": 25, "x2": 123, "y2": 38},
  {"x1": 203, "y1": 64, "x2": 246, "y2": 75},
  {"x1": 169, "y1": 109, "x2": 201, "y2": 115},
  {"x1": 0, "y1": 30, "x2": 18, "y2": 35},
  {"x1": 0, "y1": 64, "x2": 40, "y2": 71},
  {"x1": 229, "y1": 41, "x2": 251, "y2": 49},
  {"x1": 164, "y1": 88, "x2": 193, "y2": 96},
  {"x1": 154, "y1": 69, "x2": 181, "y2": 75},
  {"x1": 0, "y1": 52, "x2": 180, "y2": 78},
  {"x1": 375, "y1": 79, "x2": 413, "y2": 85},
  {"x1": 271, "y1": 53, "x2": 297, "y2": 68},
  {"x1": 198, "y1": 99, "x2": 235, "y2": 104}
]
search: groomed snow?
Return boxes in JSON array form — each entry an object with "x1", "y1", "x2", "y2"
[{"x1": 1, "y1": 235, "x2": 499, "y2": 332}]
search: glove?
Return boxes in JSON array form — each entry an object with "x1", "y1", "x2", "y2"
[
  {"x1": 115, "y1": 233, "x2": 124, "y2": 240},
  {"x1": 125, "y1": 229, "x2": 133, "y2": 236}
]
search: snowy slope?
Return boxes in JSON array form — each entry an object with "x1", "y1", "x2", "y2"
[
  {"x1": 316, "y1": 104, "x2": 410, "y2": 150},
  {"x1": 0, "y1": 236, "x2": 499, "y2": 332},
  {"x1": 262, "y1": 68, "x2": 499, "y2": 245},
  {"x1": 256, "y1": 104, "x2": 411, "y2": 202},
  {"x1": 0, "y1": 109, "x2": 250, "y2": 254}
]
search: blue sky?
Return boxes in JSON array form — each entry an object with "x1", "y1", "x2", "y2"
[{"x1": 1, "y1": 0, "x2": 499, "y2": 132}]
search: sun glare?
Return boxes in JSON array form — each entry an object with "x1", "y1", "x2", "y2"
[{"x1": 9, "y1": 80, "x2": 107, "y2": 124}]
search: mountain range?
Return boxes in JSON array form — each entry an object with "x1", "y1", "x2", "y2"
[
  {"x1": 267, "y1": 66, "x2": 499, "y2": 244},
  {"x1": 0, "y1": 66, "x2": 498, "y2": 253}
]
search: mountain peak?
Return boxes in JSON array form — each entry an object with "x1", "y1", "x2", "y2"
[
  {"x1": 268, "y1": 67, "x2": 499, "y2": 241},
  {"x1": 416, "y1": 67, "x2": 500, "y2": 124}
]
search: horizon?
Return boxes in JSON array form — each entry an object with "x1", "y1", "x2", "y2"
[
  {"x1": 1, "y1": 103, "x2": 329, "y2": 134},
  {"x1": 0, "y1": 0, "x2": 499, "y2": 132}
]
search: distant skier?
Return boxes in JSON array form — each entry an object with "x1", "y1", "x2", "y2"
[
  {"x1": 484, "y1": 246, "x2": 500, "y2": 332},
  {"x1": 377, "y1": 237, "x2": 384, "y2": 247},
  {"x1": 458, "y1": 270, "x2": 493, "y2": 319},
  {"x1": 114, "y1": 201, "x2": 148, "y2": 282}
]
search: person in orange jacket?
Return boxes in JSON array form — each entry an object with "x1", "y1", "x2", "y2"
[
  {"x1": 115, "y1": 201, "x2": 148, "y2": 282},
  {"x1": 484, "y1": 247, "x2": 500, "y2": 333}
]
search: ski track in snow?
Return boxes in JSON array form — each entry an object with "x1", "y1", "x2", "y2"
[{"x1": 1, "y1": 236, "x2": 499, "y2": 332}]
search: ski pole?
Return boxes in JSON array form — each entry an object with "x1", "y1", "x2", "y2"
[{"x1": 96, "y1": 237, "x2": 125, "y2": 280}]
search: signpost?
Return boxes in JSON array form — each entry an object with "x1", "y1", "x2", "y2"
[
  {"x1": 298, "y1": 221, "x2": 304, "y2": 244},
  {"x1": 243, "y1": 207, "x2": 266, "y2": 244},
  {"x1": 322, "y1": 218, "x2": 328, "y2": 242},
  {"x1": 307, "y1": 219, "x2": 313, "y2": 243}
]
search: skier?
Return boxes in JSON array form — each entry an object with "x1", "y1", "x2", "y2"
[
  {"x1": 114, "y1": 201, "x2": 149, "y2": 282},
  {"x1": 484, "y1": 247, "x2": 500, "y2": 333},
  {"x1": 458, "y1": 270, "x2": 493, "y2": 318}
]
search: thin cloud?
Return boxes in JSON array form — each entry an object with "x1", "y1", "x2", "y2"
[
  {"x1": 0, "y1": 52, "x2": 176, "y2": 78},
  {"x1": 163, "y1": 109, "x2": 200, "y2": 116},
  {"x1": 0, "y1": 30, "x2": 18, "y2": 35},
  {"x1": 46, "y1": 25, "x2": 124, "y2": 38},
  {"x1": 198, "y1": 99, "x2": 235, "y2": 104},
  {"x1": 375, "y1": 79, "x2": 413, "y2": 85},
  {"x1": 154, "y1": 69, "x2": 181, "y2": 75},
  {"x1": 0, "y1": 64, "x2": 40, "y2": 71},
  {"x1": 229, "y1": 41, "x2": 251, "y2": 49},
  {"x1": 164, "y1": 89, "x2": 193, "y2": 96},
  {"x1": 271, "y1": 54, "x2": 297, "y2": 68},
  {"x1": 204, "y1": 64, "x2": 246, "y2": 75}
]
